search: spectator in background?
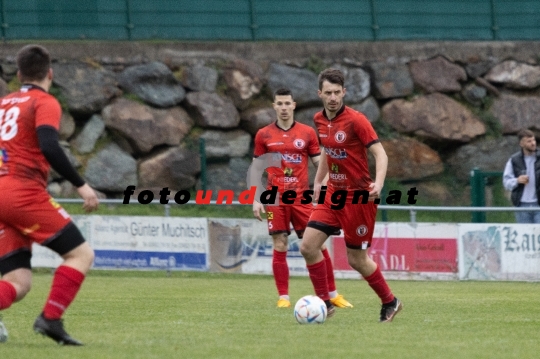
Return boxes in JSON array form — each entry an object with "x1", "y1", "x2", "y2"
[{"x1": 503, "y1": 129, "x2": 540, "y2": 223}]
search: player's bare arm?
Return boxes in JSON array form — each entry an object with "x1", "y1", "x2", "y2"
[
  {"x1": 313, "y1": 151, "x2": 329, "y2": 202},
  {"x1": 368, "y1": 142, "x2": 388, "y2": 199},
  {"x1": 250, "y1": 157, "x2": 266, "y2": 221}
]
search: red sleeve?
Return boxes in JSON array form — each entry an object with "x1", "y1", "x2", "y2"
[
  {"x1": 307, "y1": 127, "x2": 321, "y2": 157},
  {"x1": 34, "y1": 95, "x2": 62, "y2": 130},
  {"x1": 253, "y1": 129, "x2": 266, "y2": 157},
  {"x1": 353, "y1": 112, "x2": 378, "y2": 147}
]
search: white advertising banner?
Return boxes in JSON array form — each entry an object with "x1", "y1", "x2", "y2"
[
  {"x1": 207, "y1": 218, "x2": 315, "y2": 276},
  {"x1": 31, "y1": 215, "x2": 208, "y2": 271},
  {"x1": 458, "y1": 223, "x2": 540, "y2": 280}
]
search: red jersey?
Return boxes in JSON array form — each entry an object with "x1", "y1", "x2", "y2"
[
  {"x1": 254, "y1": 121, "x2": 320, "y2": 192},
  {"x1": 0, "y1": 85, "x2": 62, "y2": 187},
  {"x1": 313, "y1": 106, "x2": 379, "y2": 191}
]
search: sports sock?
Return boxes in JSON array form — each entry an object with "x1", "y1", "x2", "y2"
[
  {"x1": 363, "y1": 265, "x2": 394, "y2": 304},
  {"x1": 321, "y1": 248, "x2": 337, "y2": 293},
  {"x1": 272, "y1": 250, "x2": 289, "y2": 296},
  {"x1": 43, "y1": 265, "x2": 85, "y2": 320},
  {"x1": 306, "y1": 260, "x2": 330, "y2": 301},
  {"x1": 0, "y1": 280, "x2": 17, "y2": 310}
]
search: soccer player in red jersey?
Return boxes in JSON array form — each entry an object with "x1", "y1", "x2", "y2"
[
  {"x1": 252, "y1": 88, "x2": 352, "y2": 309},
  {"x1": 300, "y1": 69, "x2": 402, "y2": 322},
  {"x1": 0, "y1": 45, "x2": 99, "y2": 345}
]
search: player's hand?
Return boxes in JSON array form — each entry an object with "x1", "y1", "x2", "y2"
[
  {"x1": 368, "y1": 182, "x2": 383, "y2": 201},
  {"x1": 253, "y1": 200, "x2": 265, "y2": 221},
  {"x1": 77, "y1": 183, "x2": 99, "y2": 212},
  {"x1": 313, "y1": 182, "x2": 323, "y2": 204}
]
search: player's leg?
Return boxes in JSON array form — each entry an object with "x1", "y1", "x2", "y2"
[
  {"x1": 0, "y1": 223, "x2": 34, "y2": 343},
  {"x1": 266, "y1": 205, "x2": 292, "y2": 307},
  {"x1": 342, "y1": 202, "x2": 402, "y2": 322},
  {"x1": 293, "y1": 204, "x2": 352, "y2": 308},
  {"x1": 33, "y1": 223, "x2": 93, "y2": 345}
]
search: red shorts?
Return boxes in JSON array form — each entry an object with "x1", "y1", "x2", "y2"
[
  {"x1": 308, "y1": 193, "x2": 377, "y2": 249},
  {"x1": 265, "y1": 203, "x2": 313, "y2": 238},
  {"x1": 0, "y1": 177, "x2": 72, "y2": 259}
]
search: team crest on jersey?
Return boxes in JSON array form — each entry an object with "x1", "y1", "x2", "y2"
[
  {"x1": 293, "y1": 139, "x2": 305, "y2": 149},
  {"x1": 335, "y1": 131, "x2": 346, "y2": 143},
  {"x1": 356, "y1": 225, "x2": 368, "y2": 237}
]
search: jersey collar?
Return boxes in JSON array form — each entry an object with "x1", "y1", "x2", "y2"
[
  {"x1": 21, "y1": 84, "x2": 47, "y2": 93},
  {"x1": 275, "y1": 120, "x2": 296, "y2": 132},
  {"x1": 321, "y1": 105, "x2": 345, "y2": 120}
]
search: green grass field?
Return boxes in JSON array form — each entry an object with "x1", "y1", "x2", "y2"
[{"x1": 1, "y1": 271, "x2": 538, "y2": 359}]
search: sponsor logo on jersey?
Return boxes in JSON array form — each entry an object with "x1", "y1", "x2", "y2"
[
  {"x1": 282, "y1": 176, "x2": 299, "y2": 183},
  {"x1": 319, "y1": 133, "x2": 328, "y2": 138},
  {"x1": 282, "y1": 153, "x2": 302, "y2": 163},
  {"x1": 329, "y1": 173, "x2": 347, "y2": 180},
  {"x1": 293, "y1": 139, "x2": 305, "y2": 149},
  {"x1": 283, "y1": 167, "x2": 293, "y2": 177},
  {"x1": 268, "y1": 142, "x2": 284, "y2": 146},
  {"x1": 325, "y1": 147, "x2": 347, "y2": 159},
  {"x1": 0, "y1": 149, "x2": 7, "y2": 167},
  {"x1": 267, "y1": 212, "x2": 274, "y2": 220},
  {"x1": 356, "y1": 225, "x2": 368, "y2": 237},
  {"x1": 335, "y1": 131, "x2": 346, "y2": 143},
  {"x1": 1, "y1": 96, "x2": 30, "y2": 105},
  {"x1": 331, "y1": 163, "x2": 339, "y2": 173}
]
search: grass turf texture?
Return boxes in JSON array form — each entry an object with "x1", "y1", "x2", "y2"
[{"x1": 0, "y1": 271, "x2": 538, "y2": 359}]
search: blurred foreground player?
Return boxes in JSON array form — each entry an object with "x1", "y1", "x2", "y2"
[
  {"x1": 0, "y1": 45, "x2": 99, "y2": 345},
  {"x1": 252, "y1": 88, "x2": 352, "y2": 309},
  {"x1": 300, "y1": 69, "x2": 402, "y2": 322}
]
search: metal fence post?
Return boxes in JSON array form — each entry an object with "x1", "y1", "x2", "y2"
[
  {"x1": 199, "y1": 137, "x2": 207, "y2": 191},
  {"x1": 249, "y1": 0, "x2": 258, "y2": 40},
  {"x1": 470, "y1": 167, "x2": 486, "y2": 223}
]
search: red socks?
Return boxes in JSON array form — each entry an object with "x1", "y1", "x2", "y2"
[
  {"x1": 0, "y1": 280, "x2": 17, "y2": 310},
  {"x1": 272, "y1": 250, "x2": 289, "y2": 296},
  {"x1": 43, "y1": 265, "x2": 85, "y2": 320},
  {"x1": 306, "y1": 260, "x2": 330, "y2": 301},
  {"x1": 321, "y1": 248, "x2": 336, "y2": 293},
  {"x1": 364, "y1": 265, "x2": 394, "y2": 304}
]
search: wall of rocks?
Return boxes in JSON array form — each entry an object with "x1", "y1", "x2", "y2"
[{"x1": 1, "y1": 41, "x2": 538, "y2": 204}]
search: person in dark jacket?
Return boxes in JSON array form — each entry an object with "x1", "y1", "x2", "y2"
[{"x1": 503, "y1": 129, "x2": 540, "y2": 223}]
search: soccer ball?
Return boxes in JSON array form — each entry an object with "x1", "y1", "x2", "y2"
[{"x1": 294, "y1": 295, "x2": 327, "y2": 324}]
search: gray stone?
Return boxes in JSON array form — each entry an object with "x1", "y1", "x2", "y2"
[
  {"x1": 240, "y1": 107, "x2": 275, "y2": 136},
  {"x1": 199, "y1": 129, "x2": 252, "y2": 159},
  {"x1": 59, "y1": 111, "x2": 76, "y2": 140},
  {"x1": 490, "y1": 94, "x2": 540, "y2": 134},
  {"x1": 266, "y1": 63, "x2": 319, "y2": 107},
  {"x1": 72, "y1": 114, "x2": 106, "y2": 154},
  {"x1": 484, "y1": 60, "x2": 540, "y2": 89},
  {"x1": 223, "y1": 58, "x2": 265, "y2": 110},
  {"x1": 447, "y1": 136, "x2": 520, "y2": 182},
  {"x1": 85, "y1": 143, "x2": 138, "y2": 192},
  {"x1": 117, "y1": 61, "x2": 186, "y2": 107},
  {"x1": 409, "y1": 55, "x2": 467, "y2": 93},
  {"x1": 180, "y1": 65, "x2": 218, "y2": 92},
  {"x1": 382, "y1": 93, "x2": 485, "y2": 142},
  {"x1": 461, "y1": 84, "x2": 487, "y2": 107},
  {"x1": 367, "y1": 62, "x2": 414, "y2": 99},
  {"x1": 138, "y1": 146, "x2": 200, "y2": 191},
  {"x1": 295, "y1": 107, "x2": 320, "y2": 133},
  {"x1": 199, "y1": 157, "x2": 251, "y2": 199},
  {"x1": 52, "y1": 62, "x2": 121, "y2": 116},
  {"x1": 184, "y1": 92, "x2": 240, "y2": 129}
]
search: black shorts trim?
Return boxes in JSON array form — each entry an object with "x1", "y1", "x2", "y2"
[
  {"x1": 307, "y1": 221, "x2": 341, "y2": 237},
  {"x1": 269, "y1": 230, "x2": 290, "y2": 237},
  {"x1": 0, "y1": 250, "x2": 31, "y2": 276},
  {"x1": 345, "y1": 242, "x2": 371, "y2": 250},
  {"x1": 44, "y1": 222, "x2": 86, "y2": 256}
]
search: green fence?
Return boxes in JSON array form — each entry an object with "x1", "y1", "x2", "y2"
[{"x1": 1, "y1": 0, "x2": 539, "y2": 41}]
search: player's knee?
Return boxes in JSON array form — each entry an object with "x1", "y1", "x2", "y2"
[
  {"x1": 272, "y1": 233, "x2": 288, "y2": 251},
  {"x1": 14, "y1": 281, "x2": 32, "y2": 301}
]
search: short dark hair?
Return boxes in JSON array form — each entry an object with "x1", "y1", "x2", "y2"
[
  {"x1": 518, "y1": 129, "x2": 535, "y2": 141},
  {"x1": 16, "y1": 44, "x2": 51, "y2": 82},
  {"x1": 273, "y1": 88, "x2": 293, "y2": 101},
  {"x1": 318, "y1": 68, "x2": 344, "y2": 90}
]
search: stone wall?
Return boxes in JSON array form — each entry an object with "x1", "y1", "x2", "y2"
[{"x1": 1, "y1": 41, "x2": 537, "y2": 203}]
